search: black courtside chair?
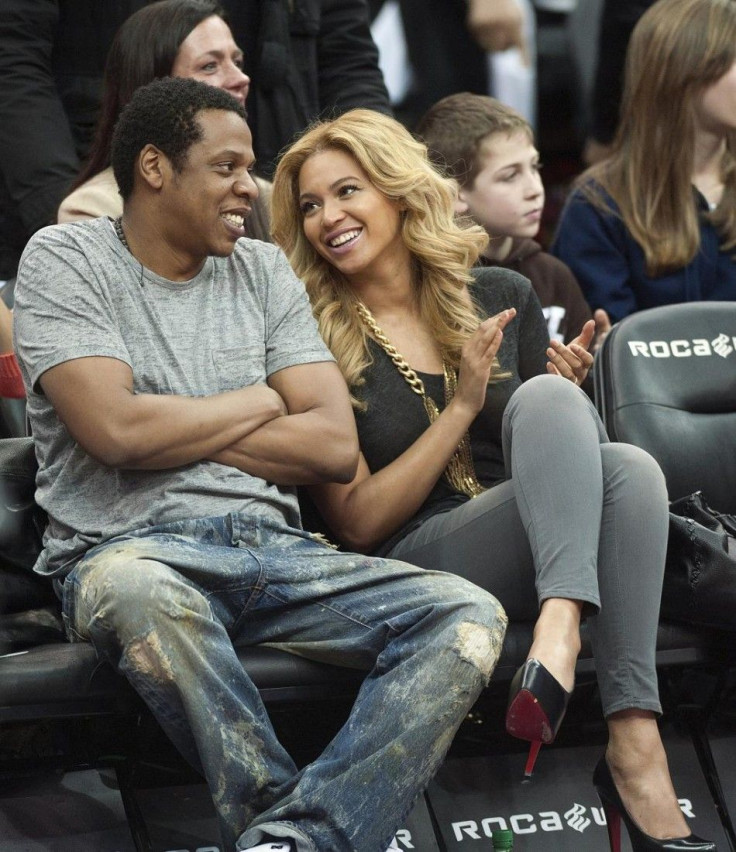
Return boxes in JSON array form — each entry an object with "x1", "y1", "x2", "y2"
[{"x1": 594, "y1": 300, "x2": 736, "y2": 848}]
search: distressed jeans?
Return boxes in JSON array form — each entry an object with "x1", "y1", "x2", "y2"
[{"x1": 62, "y1": 515, "x2": 507, "y2": 851}]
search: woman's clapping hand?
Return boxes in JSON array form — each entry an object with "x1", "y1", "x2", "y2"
[
  {"x1": 546, "y1": 319, "x2": 595, "y2": 386},
  {"x1": 456, "y1": 308, "x2": 517, "y2": 414}
]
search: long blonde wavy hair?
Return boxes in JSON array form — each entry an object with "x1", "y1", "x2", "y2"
[
  {"x1": 582, "y1": 0, "x2": 736, "y2": 277},
  {"x1": 271, "y1": 109, "x2": 501, "y2": 405}
]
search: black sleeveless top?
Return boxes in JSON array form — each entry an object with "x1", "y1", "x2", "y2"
[{"x1": 353, "y1": 267, "x2": 549, "y2": 555}]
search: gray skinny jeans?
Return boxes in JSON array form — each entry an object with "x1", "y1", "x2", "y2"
[{"x1": 387, "y1": 374, "x2": 669, "y2": 717}]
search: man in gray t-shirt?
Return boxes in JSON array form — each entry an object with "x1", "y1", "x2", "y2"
[{"x1": 14, "y1": 78, "x2": 506, "y2": 852}]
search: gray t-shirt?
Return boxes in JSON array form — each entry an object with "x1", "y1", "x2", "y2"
[{"x1": 14, "y1": 217, "x2": 333, "y2": 577}]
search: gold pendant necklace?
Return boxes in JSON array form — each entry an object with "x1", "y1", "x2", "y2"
[{"x1": 356, "y1": 302, "x2": 485, "y2": 499}]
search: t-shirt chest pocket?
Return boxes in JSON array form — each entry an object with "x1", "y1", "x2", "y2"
[{"x1": 212, "y1": 346, "x2": 266, "y2": 392}]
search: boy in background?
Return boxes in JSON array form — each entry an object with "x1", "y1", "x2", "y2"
[{"x1": 416, "y1": 92, "x2": 609, "y2": 345}]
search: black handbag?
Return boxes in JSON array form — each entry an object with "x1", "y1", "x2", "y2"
[{"x1": 662, "y1": 491, "x2": 736, "y2": 631}]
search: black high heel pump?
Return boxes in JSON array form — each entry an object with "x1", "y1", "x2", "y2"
[
  {"x1": 505, "y1": 658, "x2": 572, "y2": 777},
  {"x1": 593, "y1": 757, "x2": 716, "y2": 851}
]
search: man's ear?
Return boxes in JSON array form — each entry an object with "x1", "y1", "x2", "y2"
[{"x1": 137, "y1": 144, "x2": 169, "y2": 190}]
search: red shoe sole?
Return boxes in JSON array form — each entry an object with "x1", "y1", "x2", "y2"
[{"x1": 505, "y1": 688, "x2": 554, "y2": 743}]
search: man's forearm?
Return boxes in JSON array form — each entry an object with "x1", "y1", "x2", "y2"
[
  {"x1": 39, "y1": 356, "x2": 288, "y2": 470},
  {"x1": 121, "y1": 387, "x2": 288, "y2": 470},
  {"x1": 209, "y1": 407, "x2": 359, "y2": 485}
]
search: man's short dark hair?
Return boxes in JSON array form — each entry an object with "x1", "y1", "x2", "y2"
[
  {"x1": 112, "y1": 77, "x2": 248, "y2": 200},
  {"x1": 415, "y1": 93, "x2": 533, "y2": 189}
]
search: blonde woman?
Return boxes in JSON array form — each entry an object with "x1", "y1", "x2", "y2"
[
  {"x1": 271, "y1": 109, "x2": 714, "y2": 852},
  {"x1": 552, "y1": 0, "x2": 736, "y2": 323}
]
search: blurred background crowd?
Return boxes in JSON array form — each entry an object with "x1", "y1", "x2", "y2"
[{"x1": 0, "y1": 0, "x2": 643, "y2": 285}]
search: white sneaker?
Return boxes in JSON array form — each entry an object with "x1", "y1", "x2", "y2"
[{"x1": 243, "y1": 844, "x2": 292, "y2": 852}]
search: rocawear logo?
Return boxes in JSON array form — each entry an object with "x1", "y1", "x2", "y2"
[
  {"x1": 451, "y1": 798, "x2": 695, "y2": 841},
  {"x1": 564, "y1": 803, "x2": 591, "y2": 833},
  {"x1": 627, "y1": 333, "x2": 736, "y2": 359}
]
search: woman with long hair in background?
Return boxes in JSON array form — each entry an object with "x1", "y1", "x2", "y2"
[{"x1": 553, "y1": 0, "x2": 736, "y2": 323}]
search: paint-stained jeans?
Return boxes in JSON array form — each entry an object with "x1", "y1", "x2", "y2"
[{"x1": 62, "y1": 515, "x2": 507, "y2": 852}]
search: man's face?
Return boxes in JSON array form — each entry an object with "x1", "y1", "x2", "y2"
[
  {"x1": 458, "y1": 130, "x2": 544, "y2": 241},
  {"x1": 159, "y1": 108, "x2": 258, "y2": 266}
]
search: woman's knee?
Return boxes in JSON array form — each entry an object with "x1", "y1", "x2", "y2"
[
  {"x1": 506, "y1": 374, "x2": 591, "y2": 419},
  {"x1": 601, "y1": 443, "x2": 668, "y2": 501}
]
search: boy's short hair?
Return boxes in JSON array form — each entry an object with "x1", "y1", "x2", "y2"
[{"x1": 416, "y1": 92, "x2": 533, "y2": 189}]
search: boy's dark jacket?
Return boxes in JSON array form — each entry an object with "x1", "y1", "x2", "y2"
[{"x1": 478, "y1": 237, "x2": 592, "y2": 344}]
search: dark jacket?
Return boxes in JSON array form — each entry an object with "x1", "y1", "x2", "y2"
[
  {"x1": 551, "y1": 185, "x2": 736, "y2": 323},
  {"x1": 223, "y1": 0, "x2": 391, "y2": 176},
  {"x1": 0, "y1": 1, "x2": 146, "y2": 278},
  {"x1": 478, "y1": 238, "x2": 592, "y2": 344}
]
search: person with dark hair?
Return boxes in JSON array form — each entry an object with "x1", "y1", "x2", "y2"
[
  {"x1": 553, "y1": 0, "x2": 736, "y2": 323},
  {"x1": 13, "y1": 76, "x2": 506, "y2": 852},
  {"x1": 86, "y1": 0, "x2": 243, "y2": 185},
  {"x1": 58, "y1": 0, "x2": 273, "y2": 241},
  {"x1": 111, "y1": 76, "x2": 240, "y2": 198}
]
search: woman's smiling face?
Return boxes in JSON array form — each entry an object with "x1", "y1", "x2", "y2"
[{"x1": 297, "y1": 148, "x2": 410, "y2": 286}]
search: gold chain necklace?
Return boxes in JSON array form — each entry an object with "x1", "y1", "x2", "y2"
[{"x1": 355, "y1": 302, "x2": 485, "y2": 499}]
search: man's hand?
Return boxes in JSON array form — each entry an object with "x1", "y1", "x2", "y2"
[
  {"x1": 467, "y1": 0, "x2": 525, "y2": 54},
  {"x1": 208, "y1": 361, "x2": 359, "y2": 485}
]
